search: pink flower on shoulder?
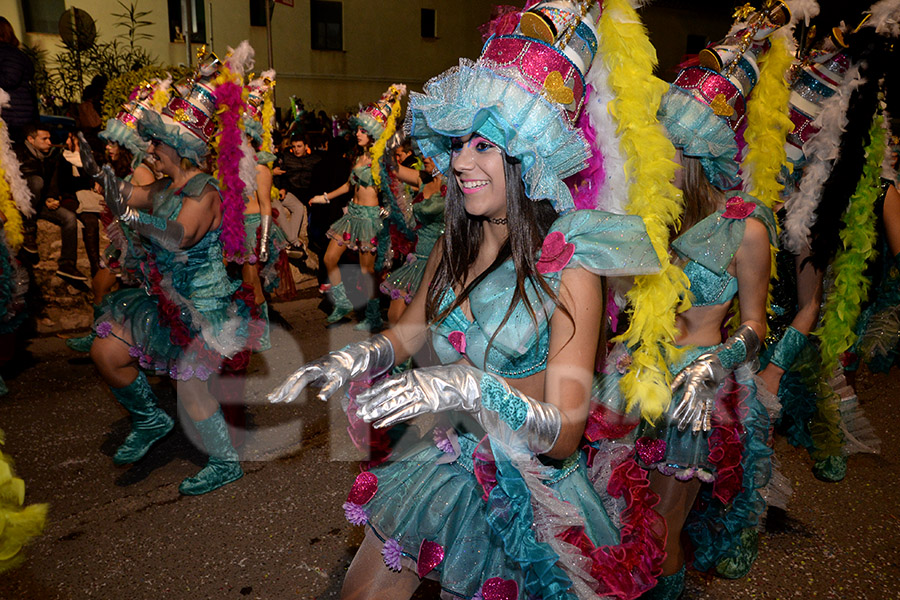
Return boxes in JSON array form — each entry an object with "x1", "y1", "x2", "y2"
[
  {"x1": 536, "y1": 230, "x2": 575, "y2": 274},
  {"x1": 722, "y1": 196, "x2": 755, "y2": 220}
]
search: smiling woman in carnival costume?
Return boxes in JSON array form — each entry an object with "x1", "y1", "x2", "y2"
[
  {"x1": 84, "y1": 48, "x2": 263, "y2": 496},
  {"x1": 310, "y1": 84, "x2": 407, "y2": 332},
  {"x1": 268, "y1": 2, "x2": 681, "y2": 598}
]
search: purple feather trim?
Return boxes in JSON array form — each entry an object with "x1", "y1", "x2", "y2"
[
  {"x1": 381, "y1": 538, "x2": 403, "y2": 572},
  {"x1": 342, "y1": 501, "x2": 368, "y2": 525}
]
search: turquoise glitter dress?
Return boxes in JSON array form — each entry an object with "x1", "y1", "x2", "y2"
[
  {"x1": 98, "y1": 173, "x2": 260, "y2": 380},
  {"x1": 327, "y1": 163, "x2": 384, "y2": 253},
  {"x1": 347, "y1": 210, "x2": 667, "y2": 599},
  {"x1": 380, "y1": 187, "x2": 445, "y2": 303},
  {"x1": 591, "y1": 194, "x2": 777, "y2": 578}
]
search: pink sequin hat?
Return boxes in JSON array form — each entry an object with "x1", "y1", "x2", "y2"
[
  {"x1": 406, "y1": 0, "x2": 602, "y2": 213},
  {"x1": 138, "y1": 49, "x2": 221, "y2": 165},
  {"x1": 658, "y1": 1, "x2": 790, "y2": 189},
  {"x1": 784, "y1": 37, "x2": 852, "y2": 168}
]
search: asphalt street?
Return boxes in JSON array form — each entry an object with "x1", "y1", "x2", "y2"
[{"x1": 0, "y1": 289, "x2": 897, "y2": 599}]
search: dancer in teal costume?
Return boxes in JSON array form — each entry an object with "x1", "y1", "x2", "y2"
[
  {"x1": 85, "y1": 75, "x2": 256, "y2": 496},
  {"x1": 269, "y1": 4, "x2": 674, "y2": 597}
]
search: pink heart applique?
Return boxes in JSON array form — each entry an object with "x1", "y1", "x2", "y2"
[
  {"x1": 635, "y1": 437, "x2": 667, "y2": 465},
  {"x1": 722, "y1": 196, "x2": 755, "y2": 220},
  {"x1": 347, "y1": 471, "x2": 378, "y2": 505},
  {"x1": 416, "y1": 539, "x2": 444, "y2": 578},
  {"x1": 448, "y1": 330, "x2": 467, "y2": 354},
  {"x1": 536, "y1": 230, "x2": 575, "y2": 274},
  {"x1": 481, "y1": 577, "x2": 519, "y2": 600}
]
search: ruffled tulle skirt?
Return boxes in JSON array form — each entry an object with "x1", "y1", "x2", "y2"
[
  {"x1": 380, "y1": 225, "x2": 441, "y2": 304},
  {"x1": 327, "y1": 202, "x2": 383, "y2": 253},
  {"x1": 590, "y1": 343, "x2": 773, "y2": 576},
  {"x1": 242, "y1": 212, "x2": 289, "y2": 294}
]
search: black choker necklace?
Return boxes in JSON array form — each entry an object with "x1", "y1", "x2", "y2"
[{"x1": 488, "y1": 217, "x2": 508, "y2": 225}]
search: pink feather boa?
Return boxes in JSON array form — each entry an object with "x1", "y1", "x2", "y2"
[{"x1": 215, "y1": 80, "x2": 248, "y2": 261}]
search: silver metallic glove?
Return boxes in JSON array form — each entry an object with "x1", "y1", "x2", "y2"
[
  {"x1": 98, "y1": 165, "x2": 134, "y2": 220},
  {"x1": 356, "y1": 364, "x2": 562, "y2": 455},
  {"x1": 258, "y1": 214, "x2": 272, "y2": 263},
  {"x1": 76, "y1": 132, "x2": 101, "y2": 178},
  {"x1": 267, "y1": 334, "x2": 395, "y2": 403},
  {"x1": 671, "y1": 324, "x2": 761, "y2": 433}
]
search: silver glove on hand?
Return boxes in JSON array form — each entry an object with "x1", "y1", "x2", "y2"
[
  {"x1": 99, "y1": 166, "x2": 131, "y2": 219},
  {"x1": 258, "y1": 214, "x2": 272, "y2": 263},
  {"x1": 671, "y1": 324, "x2": 761, "y2": 433},
  {"x1": 76, "y1": 132, "x2": 101, "y2": 178},
  {"x1": 356, "y1": 364, "x2": 561, "y2": 454},
  {"x1": 267, "y1": 334, "x2": 395, "y2": 404}
]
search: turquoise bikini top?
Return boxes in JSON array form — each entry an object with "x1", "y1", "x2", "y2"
[
  {"x1": 431, "y1": 210, "x2": 660, "y2": 378},
  {"x1": 671, "y1": 193, "x2": 777, "y2": 307},
  {"x1": 349, "y1": 164, "x2": 374, "y2": 188}
]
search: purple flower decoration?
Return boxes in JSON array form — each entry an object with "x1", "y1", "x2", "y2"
[
  {"x1": 433, "y1": 428, "x2": 455, "y2": 454},
  {"x1": 390, "y1": 289, "x2": 402, "y2": 300},
  {"x1": 95, "y1": 321, "x2": 112, "y2": 338},
  {"x1": 128, "y1": 345, "x2": 143, "y2": 359},
  {"x1": 178, "y1": 364, "x2": 195, "y2": 381},
  {"x1": 381, "y1": 538, "x2": 402, "y2": 572},
  {"x1": 195, "y1": 364, "x2": 213, "y2": 381},
  {"x1": 342, "y1": 501, "x2": 368, "y2": 525},
  {"x1": 168, "y1": 364, "x2": 179, "y2": 379},
  {"x1": 139, "y1": 354, "x2": 154, "y2": 369},
  {"x1": 472, "y1": 592, "x2": 484, "y2": 600}
]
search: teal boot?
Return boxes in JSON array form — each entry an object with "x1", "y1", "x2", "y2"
[
  {"x1": 813, "y1": 455, "x2": 847, "y2": 482},
  {"x1": 639, "y1": 564, "x2": 685, "y2": 600},
  {"x1": 179, "y1": 409, "x2": 243, "y2": 495},
  {"x1": 326, "y1": 282, "x2": 353, "y2": 324},
  {"x1": 66, "y1": 305, "x2": 102, "y2": 353},
  {"x1": 111, "y1": 372, "x2": 174, "y2": 465},
  {"x1": 256, "y1": 301, "x2": 272, "y2": 352},
  {"x1": 354, "y1": 299, "x2": 384, "y2": 332}
]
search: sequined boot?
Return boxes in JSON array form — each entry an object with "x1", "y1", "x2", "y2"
[
  {"x1": 326, "y1": 282, "x2": 353, "y2": 324},
  {"x1": 179, "y1": 409, "x2": 243, "y2": 495},
  {"x1": 354, "y1": 299, "x2": 384, "y2": 332},
  {"x1": 813, "y1": 455, "x2": 847, "y2": 482},
  {"x1": 66, "y1": 305, "x2": 102, "y2": 352},
  {"x1": 111, "y1": 372, "x2": 174, "y2": 465},
  {"x1": 639, "y1": 564, "x2": 685, "y2": 600}
]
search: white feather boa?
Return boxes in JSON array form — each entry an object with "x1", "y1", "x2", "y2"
[
  {"x1": 783, "y1": 63, "x2": 863, "y2": 254},
  {"x1": 866, "y1": 0, "x2": 900, "y2": 37},
  {"x1": 0, "y1": 90, "x2": 35, "y2": 218},
  {"x1": 226, "y1": 40, "x2": 255, "y2": 78},
  {"x1": 585, "y1": 61, "x2": 627, "y2": 215},
  {"x1": 239, "y1": 137, "x2": 258, "y2": 197}
]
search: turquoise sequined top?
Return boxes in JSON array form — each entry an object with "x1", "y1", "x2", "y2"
[
  {"x1": 672, "y1": 193, "x2": 777, "y2": 307},
  {"x1": 431, "y1": 210, "x2": 660, "y2": 378},
  {"x1": 349, "y1": 163, "x2": 375, "y2": 189},
  {"x1": 146, "y1": 173, "x2": 240, "y2": 318}
]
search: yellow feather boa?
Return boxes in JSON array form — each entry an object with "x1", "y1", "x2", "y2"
[
  {"x1": 261, "y1": 92, "x2": 276, "y2": 155},
  {"x1": 600, "y1": 0, "x2": 689, "y2": 423},
  {"x1": 737, "y1": 34, "x2": 794, "y2": 327},
  {"x1": 371, "y1": 97, "x2": 402, "y2": 188},
  {"x1": 0, "y1": 123, "x2": 24, "y2": 250}
]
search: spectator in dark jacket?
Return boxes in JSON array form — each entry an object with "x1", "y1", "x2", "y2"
[
  {"x1": 16, "y1": 123, "x2": 86, "y2": 284},
  {"x1": 0, "y1": 17, "x2": 38, "y2": 145}
]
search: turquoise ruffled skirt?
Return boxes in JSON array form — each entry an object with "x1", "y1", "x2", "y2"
[
  {"x1": 380, "y1": 223, "x2": 441, "y2": 304},
  {"x1": 363, "y1": 430, "x2": 619, "y2": 598},
  {"x1": 243, "y1": 212, "x2": 288, "y2": 293},
  {"x1": 327, "y1": 202, "x2": 383, "y2": 253}
]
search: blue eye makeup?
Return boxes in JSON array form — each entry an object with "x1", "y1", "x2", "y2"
[{"x1": 449, "y1": 135, "x2": 499, "y2": 154}]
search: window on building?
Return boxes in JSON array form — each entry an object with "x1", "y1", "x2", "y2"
[
  {"x1": 421, "y1": 8, "x2": 436, "y2": 39},
  {"x1": 167, "y1": 0, "x2": 207, "y2": 43},
  {"x1": 311, "y1": 1, "x2": 342, "y2": 51},
  {"x1": 22, "y1": 0, "x2": 66, "y2": 34},
  {"x1": 250, "y1": 0, "x2": 267, "y2": 27}
]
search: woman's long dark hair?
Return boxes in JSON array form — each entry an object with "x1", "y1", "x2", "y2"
[{"x1": 425, "y1": 156, "x2": 572, "y2": 359}]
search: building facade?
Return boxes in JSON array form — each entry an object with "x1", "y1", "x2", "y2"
[{"x1": 1, "y1": 0, "x2": 492, "y2": 115}]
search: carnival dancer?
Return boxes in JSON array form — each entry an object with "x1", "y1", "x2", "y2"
[
  {"x1": 271, "y1": 2, "x2": 671, "y2": 597},
  {"x1": 84, "y1": 57, "x2": 260, "y2": 496},
  {"x1": 239, "y1": 70, "x2": 290, "y2": 352},
  {"x1": 593, "y1": 4, "x2": 796, "y2": 596},
  {"x1": 310, "y1": 84, "x2": 406, "y2": 331},
  {"x1": 66, "y1": 82, "x2": 163, "y2": 353},
  {"x1": 379, "y1": 155, "x2": 445, "y2": 325}
]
